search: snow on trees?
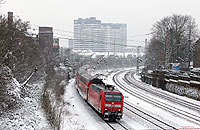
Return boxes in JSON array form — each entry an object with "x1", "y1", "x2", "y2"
[{"x1": 146, "y1": 14, "x2": 199, "y2": 70}]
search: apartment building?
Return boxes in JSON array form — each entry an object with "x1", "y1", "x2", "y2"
[{"x1": 73, "y1": 17, "x2": 127, "y2": 52}]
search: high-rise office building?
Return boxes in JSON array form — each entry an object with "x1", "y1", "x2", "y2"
[
  {"x1": 102, "y1": 23, "x2": 127, "y2": 52},
  {"x1": 73, "y1": 17, "x2": 127, "y2": 52}
]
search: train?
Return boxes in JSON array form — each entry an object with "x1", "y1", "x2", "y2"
[{"x1": 76, "y1": 71, "x2": 124, "y2": 120}]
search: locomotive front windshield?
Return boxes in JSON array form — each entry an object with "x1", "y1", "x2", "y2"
[{"x1": 105, "y1": 92, "x2": 121, "y2": 102}]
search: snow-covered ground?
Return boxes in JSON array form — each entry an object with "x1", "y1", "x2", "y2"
[
  {"x1": 0, "y1": 79, "x2": 51, "y2": 130},
  {"x1": 3, "y1": 66, "x2": 199, "y2": 129}
]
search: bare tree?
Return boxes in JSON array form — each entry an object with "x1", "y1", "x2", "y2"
[
  {"x1": 0, "y1": 14, "x2": 43, "y2": 81},
  {"x1": 147, "y1": 14, "x2": 199, "y2": 70},
  {"x1": 146, "y1": 36, "x2": 165, "y2": 70}
]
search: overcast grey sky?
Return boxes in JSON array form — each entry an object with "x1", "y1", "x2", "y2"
[{"x1": 1, "y1": 0, "x2": 200, "y2": 47}]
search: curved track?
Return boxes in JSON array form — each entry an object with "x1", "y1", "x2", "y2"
[
  {"x1": 126, "y1": 71, "x2": 200, "y2": 112},
  {"x1": 113, "y1": 70, "x2": 200, "y2": 128}
]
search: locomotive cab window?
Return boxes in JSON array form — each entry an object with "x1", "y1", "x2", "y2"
[{"x1": 105, "y1": 92, "x2": 121, "y2": 102}]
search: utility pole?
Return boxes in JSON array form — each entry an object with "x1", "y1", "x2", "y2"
[
  {"x1": 164, "y1": 36, "x2": 168, "y2": 69},
  {"x1": 170, "y1": 29, "x2": 174, "y2": 63},
  {"x1": 188, "y1": 20, "x2": 192, "y2": 71},
  {"x1": 188, "y1": 39, "x2": 192, "y2": 71},
  {"x1": 145, "y1": 39, "x2": 148, "y2": 70},
  {"x1": 136, "y1": 46, "x2": 141, "y2": 73},
  {"x1": 114, "y1": 29, "x2": 115, "y2": 54}
]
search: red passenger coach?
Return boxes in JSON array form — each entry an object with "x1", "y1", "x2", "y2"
[
  {"x1": 76, "y1": 73, "x2": 123, "y2": 120},
  {"x1": 76, "y1": 73, "x2": 94, "y2": 100}
]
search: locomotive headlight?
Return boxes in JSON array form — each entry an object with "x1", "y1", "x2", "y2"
[
  {"x1": 118, "y1": 109, "x2": 121, "y2": 111},
  {"x1": 118, "y1": 113, "x2": 122, "y2": 116},
  {"x1": 105, "y1": 109, "x2": 107, "y2": 111}
]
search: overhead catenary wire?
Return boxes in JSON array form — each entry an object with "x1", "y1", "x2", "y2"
[
  {"x1": 128, "y1": 32, "x2": 155, "y2": 38},
  {"x1": 30, "y1": 27, "x2": 144, "y2": 48},
  {"x1": 1, "y1": 26, "x2": 140, "y2": 48},
  {"x1": 58, "y1": 37, "x2": 141, "y2": 48},
  {"x1": 30, "y1": 24, "x2": 150, "y2": 43},
  {"x1": 1, "y1": 24, "x2": 152, "y2": 48}
]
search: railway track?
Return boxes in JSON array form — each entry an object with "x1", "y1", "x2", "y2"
[
  {"x1": 113, "y1": 70, "x2": 200, "y2": 127},
  {"x1": 126, "y1": 71, "x2": 200, "y2": 112},
  {"x1": 124, "y1": 102, "x2": 177, "y2": 130},
  {"x1": 105, "y1": 120, "x2": 129, "y2": 130}
]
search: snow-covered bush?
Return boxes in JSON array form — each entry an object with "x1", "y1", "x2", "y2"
[
  {"x1": 0, "y1": 64, "x2": 22, "y2": 114},
  {"x1": 42, "y1": 66, "x2": 69, "y2": 129}
]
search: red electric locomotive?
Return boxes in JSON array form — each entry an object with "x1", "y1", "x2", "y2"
[{"x1": 76, "y1": 73, "x2": 123, "y2": 120}]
